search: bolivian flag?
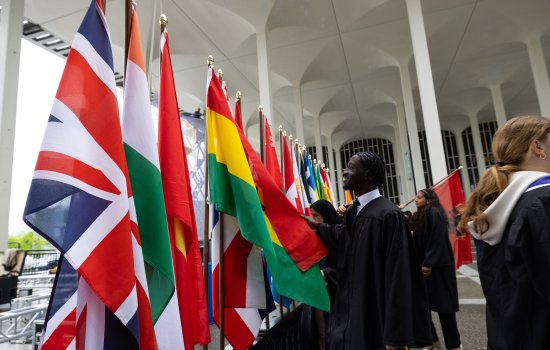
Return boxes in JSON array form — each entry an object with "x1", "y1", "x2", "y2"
[{"x1": 206, "y1": 68, "x2": 329, "y2": 311}]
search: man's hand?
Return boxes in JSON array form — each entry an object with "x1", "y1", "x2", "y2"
[
  {"x1": 422, "y1": 266, "x2": 432, "y2": 277},
  {"x1": 302, "y1": 215, "x2": 319, "y2": 229},
  {"x1": 337, "y1": 205, "x2": 347, "y2": 216}
]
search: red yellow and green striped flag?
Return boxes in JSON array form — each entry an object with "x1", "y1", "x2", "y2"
[{"x1": 206, "y1": 68, "x2": 329, "y2": 311}]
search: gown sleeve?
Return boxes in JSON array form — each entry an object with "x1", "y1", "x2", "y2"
[
  {"x1": 316, "y1": 223, "x2": 345, "y2": 252},
  {"x1": 383, "y1": 211, "x2": 427, "y2": 346},
  {"x1": 507, "y1": 195, "x2": 550, "y2": 303},
  {"x1": 422, "y1": 207, "x2": 451, "y2": 268}
]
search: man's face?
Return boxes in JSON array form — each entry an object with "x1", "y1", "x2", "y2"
[{"x1": 342, "y1": 155, "x2": 366, "y2": 191}]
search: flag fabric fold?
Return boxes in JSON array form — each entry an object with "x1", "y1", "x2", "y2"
[
  {"x1": 432, "y1": 171, "x2": 473, "y2": 269},
  {"x1": 23, "y1": 1, "x2": 154, "y2": 348},
  {"x1": 283, "y1": 136, "x2": 304, "y2": 215},
  {"x1": 211, "y1": 206, "x2": 275, "y2": 350},
  {"x1": 263, "y1": 117, "x2": 284, "y2": 191},
  {"x1": 122, "y1": 3, "x2": 184, "y2": 348},
  {"x1": 206, "y1": 68, "x2": 329, "y2": 311},
  {"x1": 158, "y1": 28, "x2": 210, "y2": 348}
]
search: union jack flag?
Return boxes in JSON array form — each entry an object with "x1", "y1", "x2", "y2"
[{"x1": 23, "y1": 1, "x2": 155, "y2": 348}]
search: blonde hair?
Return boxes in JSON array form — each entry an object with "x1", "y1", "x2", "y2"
[{"x1": 458, "y1": 116, "x2": 550, "y2": 235}]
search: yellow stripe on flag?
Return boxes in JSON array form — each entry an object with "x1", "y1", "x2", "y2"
[
  {"x1": 207, "y1": 109, "x2": 255, "y2": 188},
  {"x1": 263, "y1": 212, "x2": 282, "y2": 247},
  {"x1": 174, "y1": 218, "x2": 187, "y2": 259}
]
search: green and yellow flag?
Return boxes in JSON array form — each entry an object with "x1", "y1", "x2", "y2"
[{"x1": 206, "y1": 68, "x2": 329, "y2": 311}]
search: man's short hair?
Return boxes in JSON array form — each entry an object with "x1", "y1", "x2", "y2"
[{"x1": 355, "y1": 151, "x2": 385, "y2": 187}]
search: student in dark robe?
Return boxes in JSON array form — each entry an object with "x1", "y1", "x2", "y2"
[
  {"x1": 411, "y1": 188, "x2": 461, "y2": 350},
  {"x1": 458, "y1": 116, "x2": 550, "y2": 350},
  {"x1": 301, "y1": 199, "x2": 341, "y2": 350},
  {"x1": 303, "y1": 151, "x2": 432, "y2": 350}
]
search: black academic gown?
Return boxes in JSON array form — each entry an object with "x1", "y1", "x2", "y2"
[
  {"x1": 413, "y1": 207, "x2": 459, "y2": 312},
  {"x1": 317, "y1": 196, "x2": 432, "y2": 350},
  {"x1": 476, "y1": 185, "x2": 550, "y2": 350}
]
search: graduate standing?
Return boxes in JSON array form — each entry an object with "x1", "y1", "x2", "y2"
[
  {"x1": 458, "y1": 116, "x2": 550, "y2": 350},
  {"x1": 411, "y1": 189, "x2": 461, "y2": 350},
  {"x1": 304, "y1": 151, "x2": 432, "y2": 350}
]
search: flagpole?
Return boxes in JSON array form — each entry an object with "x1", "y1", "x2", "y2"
[
  {"x1": 259, "y1": 106, "x2": 265, "y2": 162},
  {"x1": 399, "y1": 166, "x2": 464, "y2": 208},
  {"x1": 124, "y1": 0, "x2": 132, "y2": 77},
  {"x1": 202, "y1": 54, "x2": 214, "y2": 350},
  {"x1": 279, "y1": 126, "x2": 284, "y2": 188},
  {"x1": 214, "y1": 67, "x2": 227, "y2": 350}
]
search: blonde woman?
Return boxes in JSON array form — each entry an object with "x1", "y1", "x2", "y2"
[{"x1": 458, "y1": 116, "x2": 550, "y2": 349}]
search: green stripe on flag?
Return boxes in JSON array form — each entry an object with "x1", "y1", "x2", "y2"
[{"x1": 125, "y1": 143, "x2": 176, "y2": 321}]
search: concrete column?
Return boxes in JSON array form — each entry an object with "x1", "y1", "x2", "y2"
[
  {"x1": 325, "y1": 133, "x2": 337, "y2": 202},
  {"x1": 526, "y1": 36, "x2": 550, "y2": 116},
  {"x1": 0, "y1": 0, "x2": 24, "y2": 250},
  {"x1": 292, "y1": 82, "x2": 305, "y2": 143},
  {"x1": 406, "y1": 0, "x2": 447, "y2": 182},
  {"x1": 490, "y1": 84, "x2": 507, "y2": 128},
  {"x1": 313, "y1": 116, "x2": 323, "y2": 162},
  {"x1": 335, "y1": 145, "x2": 345, "y2": 205},
  {"x1": 395, "y1": 102, "x2": 415, "y2": 202},
  {"x1": 256, "y1": 29, "x2": 274, "y2": 125},
  {"x1": 399, "y1": 63, "x2": 425, "y2": 191},
  {"x1": 469, "y1": 114, "x2": 487, "y2": 176},
  {"x1": 454, "y1": 128, "x2": 472, "y2": 196}
]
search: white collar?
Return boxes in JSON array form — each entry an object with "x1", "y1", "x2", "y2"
[
  {"x1": 356, "y1": 188, "x2": 381, "y2": 213},
  {"x1": 468, "y1": 171, "x2": 549, "y2": 245}
]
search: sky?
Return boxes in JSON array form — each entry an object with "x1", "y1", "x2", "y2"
[{"x1": 8, "y1": 39, "x2": 126, "y2": 234}]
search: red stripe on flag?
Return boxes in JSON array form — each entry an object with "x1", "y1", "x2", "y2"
[
  {"x1": 79, "y1": 214, "x2": 135, "y2": 310},
  {"x1": 42, "y1": 309, "x2": 77, "y2": 350},
  {"x1": 35, "y1": 151, "x2": 120, "y2": 195}
]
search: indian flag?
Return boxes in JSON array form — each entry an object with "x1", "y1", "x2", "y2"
[{"x1": 122, "y1": 4, "x2": 183, "y2": 348}]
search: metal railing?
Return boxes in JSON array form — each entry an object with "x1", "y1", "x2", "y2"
[{"x1": 20, "y1": 250, "x2": 59, "y2": 276}]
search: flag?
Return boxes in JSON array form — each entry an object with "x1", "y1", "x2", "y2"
[
  {"x1": 304, "y1": 151, "x2": 318, "y2": 202},
  {"x1": 319, "y1": 166, "x2": 334, "y2": 205},
  {"x1": 263, "y1": 117, "x2": 284, "y2": 191},
  {"x1": 122, "y1": 3, "x2": 184, "y2": 348},
  {"x1": 234, "y1": 98, "x2": 244, "y2": 130},
  {"x1": 158, "y1": 27, "x2": 210, "y2": 347},
  {"x1": 211, "y1": 206, "x2": 275, "y2": 350},
  {"x1": 283, "y1": 136, "x2": 304, "y2": 214},
  {"x1": 23, "y1": 1, "x2": 154, "y2": 348},
  {"x1": 206, "y1": 68, "x2": 329, "y2": 311},
  {"x1": 314, "y1": 162, "x2": 324, "y2": 200},
  {"x1": 432, "y1": 171, "x2": 473, "y2": 269}
]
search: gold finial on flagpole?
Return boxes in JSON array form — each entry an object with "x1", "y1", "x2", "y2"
[
  {"x1": 217, "y1": 69, "x2": 223, "y2": 81},
  {"x1": 289, "y1": 134, "x2": 293, "y2": 142},
  {"x1": 258, "y1": 105, "x2": 263, "y2": 112},
  {"x1": 278, "y1": 125, "x2": 283, "y2": 132},
  {"x1": 236, "y1": 91, "x2": 241, "y2": 100},
  {"x1": 283, "y1": 131, "x2": 287, "y2": 137},
  {"x1": 207, "y1": 55, "x2": 214, "y2": 67},
  {"x1": 159, "y1": 14, "x2": 168, "y2": 26}
]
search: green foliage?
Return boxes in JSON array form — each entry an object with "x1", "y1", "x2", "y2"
[{"x1": 8, "y1": 231, "x2": 50, "y2": 250}]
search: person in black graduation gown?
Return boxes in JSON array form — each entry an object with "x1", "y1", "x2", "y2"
[
  {"x1": 458, "y1": 116, "x2": 550, "y2": 350},
  {"x1": 301, "y1": 199, "x2": 341, "y2": 350},
  {"x1": 411, "y1": 188, "x2": 461, "y2": 349},
  {"x1": 303, "y1": 151, "x2": 432, "y2": 350}
]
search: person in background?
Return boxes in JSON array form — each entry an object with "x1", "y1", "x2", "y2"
[
  {"x1": 303, "y1": 151, "x2": 432, "y2": 350},
  {"x1": 411, "y1": 188, "x2": 461, "y2": 350},
  {"x1": 301, "y1": 199, "x2": 341, "y2": 350},
  {"x1": 458, "y1": 116, "x2": 550, "y2": 349}
]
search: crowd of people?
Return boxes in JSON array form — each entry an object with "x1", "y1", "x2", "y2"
[{"x1": 299, "y1": 115, "x2": 550, "y2": 350}]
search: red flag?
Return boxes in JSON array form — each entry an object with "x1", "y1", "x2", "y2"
[
  {"x1": 158, "y1": 28, "x2": 210, "y2": 347},
  {"x1": 264, "y1": 116, "x2": 284, "y2": 191},
  {"x1": 283, "y1": 135, "x2": 304, "y2": 214},
  {"x1": 234, "y1": 99, "x2": 244, "y2": 130},
  {"x1": 432, "y1": 171, "x2": 473, "y2": 269}
]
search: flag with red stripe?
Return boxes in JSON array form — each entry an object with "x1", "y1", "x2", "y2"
[
  {"x1": 158, "y1": 27, "x2": 210, "y2": 348},
  {"x1": 23, "y1": 0, "x2": 154, "y2": 348}
]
